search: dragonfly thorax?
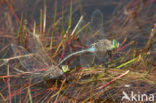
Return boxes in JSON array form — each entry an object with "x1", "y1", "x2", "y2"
[
  {"x1": 91, "y1": 39, "x2": 113, "y2": 52},
  {"x1": 45, "y1": 66, "x2": 64, "y2": 79}
]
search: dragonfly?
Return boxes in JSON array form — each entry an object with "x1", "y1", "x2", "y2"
[
  {"x1": 11, "y1": 32, "x2": 69, "y2": 79},
  {"x1": 58, "y1": 9, "x2": 119, "y2": 67}
]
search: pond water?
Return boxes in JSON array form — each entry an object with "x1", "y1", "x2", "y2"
[{"x1": 0, "y1": 0, "x2": 156, "y2": 102}]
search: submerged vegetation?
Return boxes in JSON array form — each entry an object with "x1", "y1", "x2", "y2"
[{"x1": 0, "y1": 0, "x2": 156, "y2": 102}]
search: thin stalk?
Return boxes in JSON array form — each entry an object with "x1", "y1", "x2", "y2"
[
  {"x1": 145, "y1": 27, "x2": 156, "y2": 49},
  {"x1": 28, "y1": 88, "x2": 33, "y2": 103},
  {"x1": 61, "y1": 6, "x2": 65, "y2": 35},
  {"x1": 50, "y1": 0, "x2": 57, "y2": 49},
  {"x1": 116, "y1": 56, "x2": 139, "y2": 69},
  {"x1": 65, "y1": 0, "x2": 72, "y2": 37},
  {"x1": 7, "y1": 64, "x2": 11, "y2": 103},
  {"x1": 75, "y1": 22, "x2": 90, "y2": 36},
  {"x1": 17, "y1": 14, "x2": 23, "y2": 37},
  {"x1": 71, "y1": 16, "x2": 83, "y2": 36},
  {"x1": 43, "y1": 0, "x2": 47, "y2": 34},
  {"x1": 40, "y1": 9, "x2": 43, "y2": 34},
  {"x1": 28, "y1": 79, "x2": 33, "y2": 103}
]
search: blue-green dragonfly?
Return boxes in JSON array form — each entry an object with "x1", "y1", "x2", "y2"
[
  {"x1": 11, "y1": 32, "x2": 69, "y2": 79},
  {"x1": 58, "y1": 9, "x2": 119, "y2": 67}
]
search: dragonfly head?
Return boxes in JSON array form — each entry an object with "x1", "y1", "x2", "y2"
[
  {"x1": 112, "y1": 39, "x2": 120, "y2": 49},
  {"x1": 61, "y1": 65, "x2": 69, "y2": 73}
]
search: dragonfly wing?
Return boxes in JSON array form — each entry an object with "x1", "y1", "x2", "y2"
[
  {"x1": 11, "y1": 44, "x2": 48, "y2": 71},
  {"x1": 13, "y1": 33, "x2": 64, "y2": 79},
  {"x1": 78, "y1": 20, "x2": 95, "y2": 67},
  {"x1": 27, "y1": 33, "x2": 52, "y2": 66},
  {"x1": 77, "y1": 19, "x2": 91, "y2": 45},
  {"x1": 90, "y1": 9, "x2": 103, "y2": 32},
  {"x1": 80, "y1": 52, "x2": 95, "y2": 67},
  {"x1": 89, "y1": 9, "x2": 105, "y2": 44},
  {"x1": 79, "y1": 9, "x2": 104, "y2": 67}
]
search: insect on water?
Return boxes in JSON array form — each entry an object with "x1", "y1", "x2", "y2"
[
  {"x1": 58, "y1": 9, "x2": 120, "y2": 67},
  {"x1": 11, "y1": 32, "x2": 68, "y2": 79}
]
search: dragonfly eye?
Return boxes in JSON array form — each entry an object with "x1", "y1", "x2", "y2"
[
  {"x1": 112, "y1": 39, "x2": 120, "y2": 49},
  {"x1": 61, "y1": 65, "x2": 69, "y2": 73}
]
